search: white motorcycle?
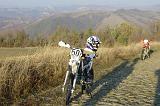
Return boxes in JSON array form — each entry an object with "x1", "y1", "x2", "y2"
[
  {"x1": 58, "y1": 41, "x2": 93, "y2": 105},
  {"x1": 141, "y1": 46, "x2": 150, "y2": 60}
]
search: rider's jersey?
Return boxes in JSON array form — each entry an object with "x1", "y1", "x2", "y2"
[{"x1": 84, "y1": 47, "x2": 96, "y2": 60}]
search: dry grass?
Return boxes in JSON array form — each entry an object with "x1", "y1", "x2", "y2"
[
  {"x1": 0, "y1": 47, "x2": 37, "y2": 59},
  {"x1": 0, "y1": 42, "x2": 159, "y2": 105},
  {"x1": 0, "y1": 47, "x2": 69, "y2": 104}
]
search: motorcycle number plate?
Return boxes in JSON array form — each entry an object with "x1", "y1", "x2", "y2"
[{"x1": 70, "y1": 48, "x2": 82, "y2": 60}]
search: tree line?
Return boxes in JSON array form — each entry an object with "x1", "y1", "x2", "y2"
[{"x1": 0, "y1": 22, "x2": 160, "y2": 48}]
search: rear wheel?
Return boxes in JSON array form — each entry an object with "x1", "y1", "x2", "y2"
[
  {"x1": 85, "y1": 83, "x2": 92, "y2": 98},
  {"x1": 141, "y1": 49, "x2": 145, "y2": 60},
  {"x1": 147, "y1": 48, "x2": 150, "y2": 58},
  {"x1": 90, "y1": 68, "x2": 94, "y2": 81},
  {"x1": 81, "y1": 83, "x2": 86, "y2": 94}
]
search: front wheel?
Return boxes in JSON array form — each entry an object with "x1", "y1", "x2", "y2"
[
  {"x1": 66, "y1": 84, "x2": 72, "y2": 105},
  {"x1": 65, "y1": 72, "x2": 74, "y2": 105}
]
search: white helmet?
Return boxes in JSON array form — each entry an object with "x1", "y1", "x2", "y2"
[
  {"x1": 144, "y1": 39, "x2": 149, "y2": 44},
  {"x1": 86, "y1": 35, "x2": 101, "y2": 51}
]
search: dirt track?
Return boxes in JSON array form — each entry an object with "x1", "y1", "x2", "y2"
[{"x1": 70, "y1": 49, "x2": 160, "y2": 106}]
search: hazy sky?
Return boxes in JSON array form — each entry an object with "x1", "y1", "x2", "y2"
[{"x1": 0, "y1": 0, "x2": 160, "y2": 8}]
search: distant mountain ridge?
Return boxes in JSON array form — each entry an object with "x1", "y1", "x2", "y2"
[
  {"x1": 25, "y1": 10, "x2": 110, "y2": 36},
  {"x1": 1, "y1": 6, "x2": 160, "y2": 36},
  {"x1": 25, "y1": 9, "x2": 160, "y2": 36},
  {"x1": 0, "y1": 7, "x2": 54, "y2": 31}
]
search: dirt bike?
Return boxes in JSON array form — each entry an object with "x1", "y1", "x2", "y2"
[
  {"x1": 141, "y1": 46, "x2": 150, "y2": 60},
  {"x1": 58, "y1": 41, "x2": 93, "y2": 105}
]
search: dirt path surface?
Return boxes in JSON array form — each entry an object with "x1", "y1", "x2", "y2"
[{"x1": 70, "y1": 49, "x2": 160, "y2": 106}]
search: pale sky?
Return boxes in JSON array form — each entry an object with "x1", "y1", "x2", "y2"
[{"x1": 0, "y1": 0, "x2": 160, "y2": 8}]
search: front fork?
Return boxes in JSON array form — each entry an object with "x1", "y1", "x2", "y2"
[
  {"x1": 72, "y1": 73, "x2": 78, "y2": 93},
  {"x1": 62, "y1": 65, "x2": 71, "y2": 92},
  {"x1": 63, "y1": 64, "x2": 79, "y2": 93},
  {"x1": 62, "y1": 70, "x2": 69, "y2": 92}
]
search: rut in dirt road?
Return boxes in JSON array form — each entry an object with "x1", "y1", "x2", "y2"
[{"x1": 71, "y1": 50, "x2": 160, "y2": 106}]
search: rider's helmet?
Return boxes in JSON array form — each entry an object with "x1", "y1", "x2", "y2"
[
  {"x1": 86, "y1": 35, "x2": 101, "y2": 51},
  {"x1": 143, "y1": 38, "x2": 149, "y2": 44}
]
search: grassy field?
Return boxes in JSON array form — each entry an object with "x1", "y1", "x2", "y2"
[
  {"x1": 0, "y1": 47, "x2": 37, "y2": 59},
  {"x1": 0, "y1": 42, "x2": 159, "y2": 105}
]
